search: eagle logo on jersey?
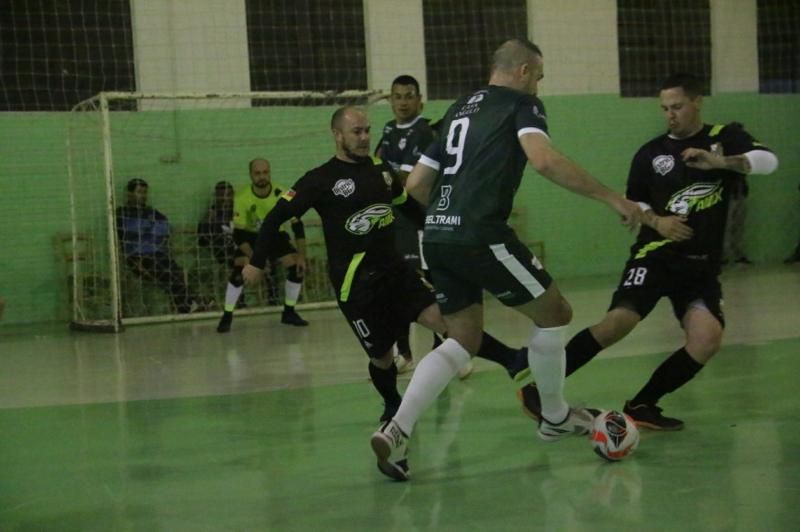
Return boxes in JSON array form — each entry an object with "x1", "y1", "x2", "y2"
[
  {"x1": 398, "y1": 138, "x2": 407, "y2": 151},
  {"x1": 332, "y1": 178, "x2": 355, "y2": 198},
  {"x1": 345, "y1": 204, "x2": 394, "y2": 235},
  {"x1": 382, "y1": 172, "x2": 393, "y2": 189},
  {"x1": 652, "y1": 155, "x2": 675, "y2": 176},
  {"x1": 667, "y1": 182, "x2": 723, "y2": 215}
]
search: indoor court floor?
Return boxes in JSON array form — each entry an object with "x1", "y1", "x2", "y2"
[{"x1": 1, "y1": 265, "x2": 798, "y2": 531}]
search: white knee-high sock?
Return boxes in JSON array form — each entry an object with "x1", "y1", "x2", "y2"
[
  {"x1": 392, "y1": 338, "x2": 471, "y2": 435},
  {"x1": 284, "y1": 280, "x2": 302, "y2": 306},
  {"x1": 224, "y1": 283, "x2": 244, "y2": 312},
  {"x1": 527, "y1": 325, "x2": 569, "y2": 423}
]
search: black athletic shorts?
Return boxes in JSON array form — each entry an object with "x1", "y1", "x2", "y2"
[
  {"x1": 609, "y1": 255, "x2": 725, "y2": 327},
  {"x1": 338, "y1": 260, "x2": 435, "y2": 358},
  {"x1": 235, "y1": 230, "x2": 296, "y2": 261},
  {"x1": 423, "y1": 235, "x2": 553, "y2": 315},
  {"x1": 393, "y1": 209, "x2": 423, "y2": 271}
]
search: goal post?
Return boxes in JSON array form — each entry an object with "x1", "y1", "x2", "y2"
[{"x1": 66, "y1": 89, "x2": 382, "y2": 331}]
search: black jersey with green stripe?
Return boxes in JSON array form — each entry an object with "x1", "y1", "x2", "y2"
[
  {"x1": 377, "y1": 115, "x2": 435, "y2": 174},
  {"x1": 419, "y1": 85, "x2": 548, "y2": 245},
  {"x1": 251, "y1": 156, "x2": 417, "y2": 298},
  {"x1": 627, "y1": 122, "x2": 772, "y2": 268}
]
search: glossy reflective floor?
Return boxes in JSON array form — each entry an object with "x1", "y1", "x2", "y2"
[{"x1": 1, "y1": 265, "x2": 799, "y2": 531}]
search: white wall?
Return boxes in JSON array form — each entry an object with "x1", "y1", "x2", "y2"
[
  {"x1": 528, "y1": 0, "x2": 620, "y2": 95},
  {"x1": 127, "y1": 0, "x2": 761, "y2": 98},
  {"x1": 710, "y1": 0, "x2": 759, "y2": 93},
  {"x1": 131, "y1": 0, "x2": 251, "y2": 95},
  {"x1": 363, "y1": 0, "x2": 428, "y2": 95}
]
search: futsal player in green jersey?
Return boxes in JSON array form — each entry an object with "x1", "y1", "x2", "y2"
[
  {"x1": 371, "y1": 39, "x2": 642, "y2": 481},
  {"x1": 216, "y1": 158, "x2": 308, "y2": 332}
]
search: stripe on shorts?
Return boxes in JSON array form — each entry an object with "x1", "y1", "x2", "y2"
[{"x1": 489, "y1": 243, "x2": 546, "y2": 298}]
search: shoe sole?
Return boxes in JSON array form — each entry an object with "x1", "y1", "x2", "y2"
[
  {"x1": 630, "y1": 419, "x2": 684, "y2": 431},
  {"x1": 370, "y1": 433, "x2": 409, "y2": 481},
  {"x1": 512, "y1": 368, "x2": 531, "y2": 383},
  {"x1": 395, "y1": 359, "x2": 415, "y2": 374},
  {"x1": 515, "y1": 388, "x2": 541, "y2": 422}
]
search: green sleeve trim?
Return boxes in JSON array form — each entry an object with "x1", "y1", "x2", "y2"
[
  {"x1": 371, "y1": 156, "x2": 383, "y2": 165},
  {"x1": 339, "y1": 252, "x2": 366, "y2": 302},
  {"x1": 634, "y1": 239, "x2": 671, "y2": 259},
  {"x1": 391, "y1": 189, "x2": 408, "y2": 205},
  {"x1": 709, "y1": 124, "x2": 725, "y2": 137}
]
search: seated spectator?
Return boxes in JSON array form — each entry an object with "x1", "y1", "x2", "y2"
[
  {"x1": 197, "y1": 180, "x2": 237, "y2": 266},
  {"x1": 116, "y1": 178, "x2": 205, "y2": 313}
]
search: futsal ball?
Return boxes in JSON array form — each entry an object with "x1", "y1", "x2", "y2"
[{"x1": 591, "y1": 410, "x2": 640, "y2": 461}]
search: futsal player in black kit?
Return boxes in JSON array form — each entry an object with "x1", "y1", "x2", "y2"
[
  {"x1": 243, "y1": 106, "x2": 525, "y2": 425},
  {"x1": 519, "y1": 73, "x2": 779, "y2": 430}
]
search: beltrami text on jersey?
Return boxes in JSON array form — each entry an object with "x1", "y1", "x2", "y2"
[{"x1": 425, "y1": 214, "x2": 462, "y2": 228}]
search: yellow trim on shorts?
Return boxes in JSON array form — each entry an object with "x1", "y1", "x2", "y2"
[
  {"x1": 634, "y1": 239, "x2": 671, "y2": 259},
  {"x1": 339, "y1": 252, "x2": 366, "y2": 302}
]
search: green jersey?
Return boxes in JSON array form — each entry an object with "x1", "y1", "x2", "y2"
[
  {"x1": 377, "y1": 115, "x2": 435, "y2": 174},
  {"x1": 419, "y1": 85, "x2": 548, "y2": 244}
]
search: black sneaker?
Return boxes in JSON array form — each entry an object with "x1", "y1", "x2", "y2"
[
  {"x1": 217, "y1": 311, "x2": 233, "y2": 333},
  {"x1": 623, "y1": 401, "x2": 684, "y2": 431},
  {"x1": 516, "y1": 382, "x2": 542, "y2": 421},
  {"x1": 281, "y1": 308, "x2": 309, "y2": 327}
]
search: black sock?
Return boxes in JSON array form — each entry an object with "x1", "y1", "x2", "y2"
[
  {"x1": 368, "y1": 362, "x2": 401, "y2": 407},
  {"x1": 475, "y1": 332, "x2": 516, "y2": 371},
  {"x1": 396, "y1": 325, "x2": 411, "y2": 356},
  {"x1": 432, "y1": 331, "x2": 442, "y2": 349},
  {"x1": 630, "y1": 347, "x2": 704, "y2": 406},
  {"x1": 283, "y1": 304, "x2": 293, "y2": 313},
  {"x1": 565, "y1": 328, "x2": 604, "y2": 377}
]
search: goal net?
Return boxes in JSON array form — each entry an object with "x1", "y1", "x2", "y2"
[{"x1": 67, "y1": 90, "x2": 380, "y2": 331}]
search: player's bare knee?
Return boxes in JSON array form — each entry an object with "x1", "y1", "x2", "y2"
[
  {"x1": 687, "y1": 333, "x2": 722, "y2": 361},
  {"x1": 541, "y1": 297, "x2": 572, "y2": 327},
  {"x1": 416, "y1": 304, "x2": 447, "y2": 335}
]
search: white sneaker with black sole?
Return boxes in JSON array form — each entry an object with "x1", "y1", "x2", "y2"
[
  {"x1": 538, "y1": 407, "x2": 595, "y2": 442},
  {"x1": 370, "y1": 419, "x2": 410, "y2": 481}
]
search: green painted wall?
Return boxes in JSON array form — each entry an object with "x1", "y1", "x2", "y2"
[{"x1": 1, "y1": 93, "x2": 798, "y2": 325}]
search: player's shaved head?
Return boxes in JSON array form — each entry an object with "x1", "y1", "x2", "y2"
[
  {"x1": 331, "y1": 106, "x2": 365, "y2": 131},
  {"x1": 249, "y1": 158, "x2": 269, "y2": 174},
  {"x1": 491, "y1": 38, "x2": 542, "y2": 74},
  {"x1": 331, "y1": 106, "x2": 370, "y2": 161}
]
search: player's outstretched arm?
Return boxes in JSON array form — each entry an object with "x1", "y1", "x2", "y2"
[{"x1": 520, "y1": 133, "x2": 642, "y2": 229}]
